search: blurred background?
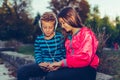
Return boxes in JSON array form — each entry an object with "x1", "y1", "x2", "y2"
[{"x1": 0, "y1": 0, "x2": 120, "y2": 80}]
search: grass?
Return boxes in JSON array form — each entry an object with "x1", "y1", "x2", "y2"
[{"x1": 17, "y1": 45, "x2": 34, "y2": 56}]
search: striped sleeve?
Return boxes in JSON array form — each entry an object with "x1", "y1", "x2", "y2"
[{"x1": 34, "y1": 36, "x2": 43, "y2": 64}]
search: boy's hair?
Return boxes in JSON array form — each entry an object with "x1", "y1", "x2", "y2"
[{"x1": 41, "y1": 12, "x2": 56, "y2": 22}]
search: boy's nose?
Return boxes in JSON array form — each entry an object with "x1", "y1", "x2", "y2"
[{"x1": 46, "y1": 28, "x2": 49, "y2": 31}]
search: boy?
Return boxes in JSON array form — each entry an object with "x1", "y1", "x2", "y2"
[{"x1": 17, "y1": 12, "x2": 66, "y2": 80}]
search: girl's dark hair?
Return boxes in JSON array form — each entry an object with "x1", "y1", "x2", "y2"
[{"x1": 58, "y1": 7, "x2": 83, "y2": 28}]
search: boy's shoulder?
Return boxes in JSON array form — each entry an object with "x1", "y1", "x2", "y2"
[
  {"x1": 36, "y1": 34, "x2": 44, "y2": 39},
  {"x1": 56, "y1": 32, "x2": 63, "y2": 36},
  {"x1": 55, "y1": 32, "x2": 64, "y2": 40}
]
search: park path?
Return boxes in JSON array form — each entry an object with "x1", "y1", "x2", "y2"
[{"x1": 0, "y1": 58, "x2": 16, "y2": 80}]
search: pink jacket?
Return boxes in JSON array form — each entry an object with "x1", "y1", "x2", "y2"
[{"x1": 62, "y1": 27, "x2": 99, "y2": 69}]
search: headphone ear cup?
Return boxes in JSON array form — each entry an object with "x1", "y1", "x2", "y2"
[
  {"x1": 39, "y1": 21, "x2": 43, "y2": 32},
  {"x1": 52, "y1": 13, "x2": 58, "y2": 30},
  {"x1": 39, "y1": 21, "x2": 41, "y2": 29},
  {"x1": 55, "y1": 19, "x2": 58, "y2": 30}
]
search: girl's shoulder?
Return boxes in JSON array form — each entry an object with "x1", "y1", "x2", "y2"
[
  {"x1": 81, "y1": 26, "x2": 93, "y2": 33},
  {"x1": 81, "y1": 26, "x2": 90, "y2": 31}
]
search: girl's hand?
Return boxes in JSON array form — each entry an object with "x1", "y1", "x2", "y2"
[{"x1": 48, "y1": 61, "x2": 62, "y2": 71}]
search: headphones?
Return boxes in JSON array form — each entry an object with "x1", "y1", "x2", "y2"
[{"x1": 38, "y1": 13, "x2": 58, "y2": 31}]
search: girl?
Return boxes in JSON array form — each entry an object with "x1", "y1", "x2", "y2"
[{"x1": 46, "y1": 7, "x2": 99, "y2": 80}]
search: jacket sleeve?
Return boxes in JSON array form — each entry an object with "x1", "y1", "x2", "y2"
[
  {"x1": 34, "y1": 36, "x2": 43, "y2": 64},
  {"x1": 62, "y1": 30, "x2": 98, "y2": 68}
]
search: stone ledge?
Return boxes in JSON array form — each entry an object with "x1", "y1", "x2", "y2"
[
  {"x1": 0, "y1": 51, "x2": 113, "y2": 80},
  {"x1": 96, "y1": 72, "x2": 113, "y2": 80},
  {"x1": 0, "y1": 51, "x2": 34, "y2": 68}
]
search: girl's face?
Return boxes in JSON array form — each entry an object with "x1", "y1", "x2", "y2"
[
  {"x1": 58, "y1": 18, "x2": 72, "y2": 32},
  {"x1": 41, "y1": 20, "x2": 55, "y2": 37}
]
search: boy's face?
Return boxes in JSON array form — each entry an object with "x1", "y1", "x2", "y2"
[{"x1": 41, "y1": 20, "x2": 55, "y2": 37}]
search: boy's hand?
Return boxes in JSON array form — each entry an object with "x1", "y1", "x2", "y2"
[{"x1": 39, "y1": 62, "x2": 50, "y2": 71}]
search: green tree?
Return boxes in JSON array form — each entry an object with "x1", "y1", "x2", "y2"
[
  {"x1": 115, "y1": 16, "x2": 120, "y2": 44},
  {"x1": 33, "y1": 13, "x2": 42, "y2": 39},
  {"x1": 0, "y1": 0, "x2": 34, "y2": 43},
  {"x1": 49, "y1": 0, "x2": 90, "y2": 23},
  {"x1": 85, "y1": 6, "x2": 112, "y2": 54}
]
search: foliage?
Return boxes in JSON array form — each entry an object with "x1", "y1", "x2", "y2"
[
  {"x1": 48, "y1": 0, "x2": 90, "y2": 23},
  {"x1": 85, "y1": 6, "x2": 120, "y2": 54},
  {"x1": 115, "y1": 16, "x2": 120, "y2": 45},
  {"x1": 33, "y1": 13, "x2": 42, "y2": 39},
  {"x1": 0, "y1": 0, "x2": 34, "y2": 43},
  {"x1": 97, "y1": 50, "x2": 120, "y2": 80}
]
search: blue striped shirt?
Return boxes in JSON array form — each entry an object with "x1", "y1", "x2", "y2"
[{"x1": 34, "y1": 32, "x2": 66, "y2": 64}]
